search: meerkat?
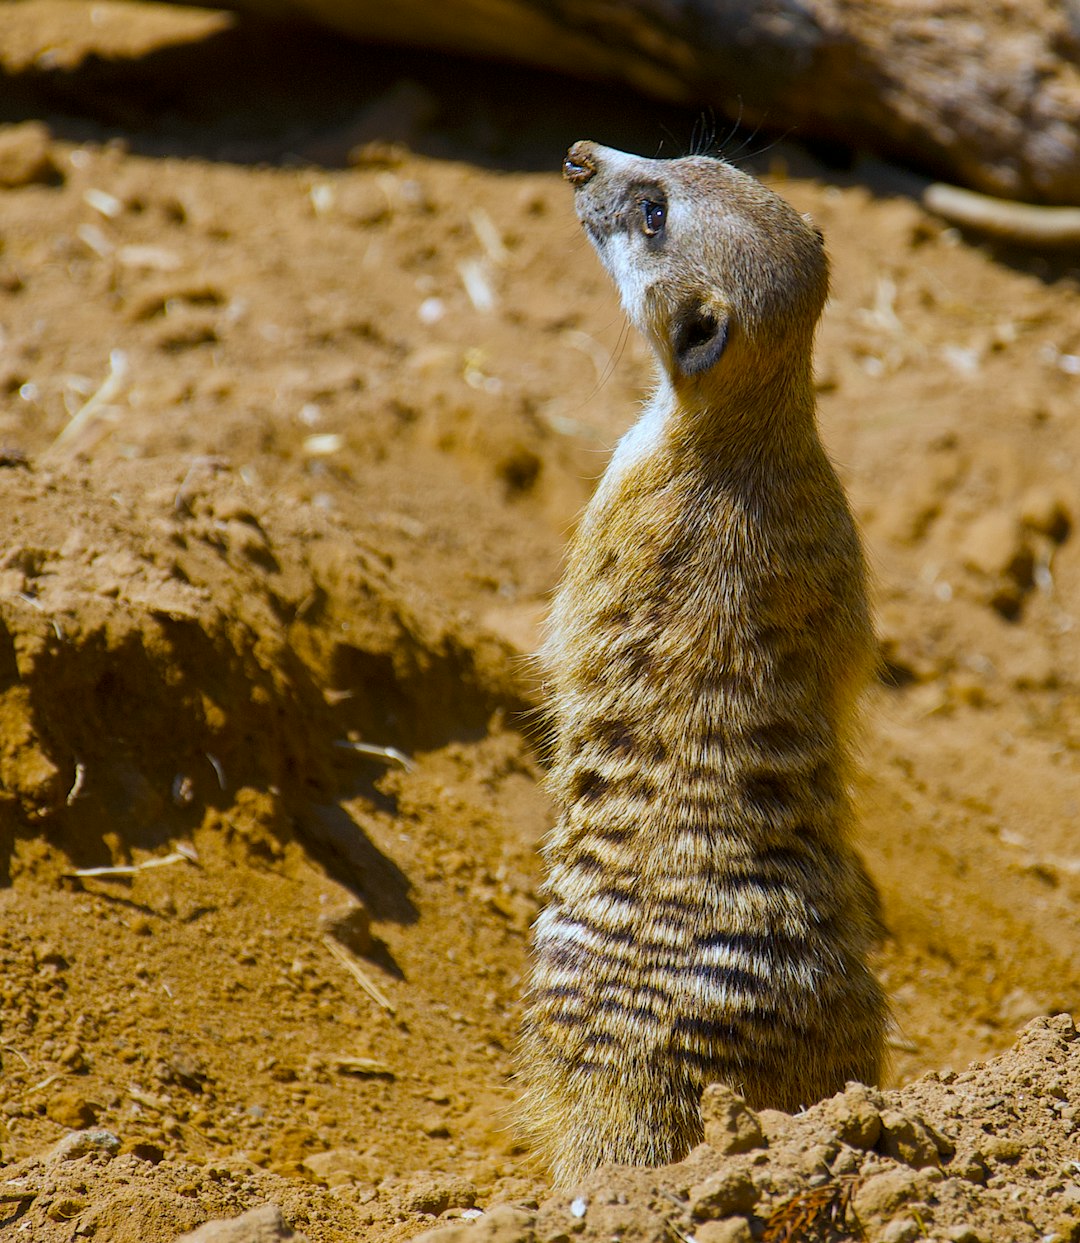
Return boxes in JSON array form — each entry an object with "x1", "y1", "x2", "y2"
[{"x1": 518, "y1": 141, "x2": 888, "y2": 1186}]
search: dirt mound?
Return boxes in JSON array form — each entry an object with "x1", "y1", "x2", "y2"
[
  {"x1": 0, "y1": 454, "x2": 547, "y2": 1237},
  {"x1": 0, "y1": 456, "x2": 525, "y2": 875},
  {"x1": 0, "y1": 3, "x2": 1078, "y2": 1242},
  {"x1": 5, "y1": 1016, "x2": 1078, "y2": 1241},
  {"x1": 417, "y1": 1014, "x2": 1080, "y2": 1243}
]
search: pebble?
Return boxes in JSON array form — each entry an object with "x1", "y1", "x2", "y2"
[
  {"x1": 48, "y1": 1128, "x2": 120, "y2": 1162},
  {"x1": 958, "y1": 511, "x2": 1033, "y2": 585},
  {"x1": 175, "y1": 1203, "x2": 308, "y2": 1242},
  {"x1": 694, "y1": 1219, "x2": 753, "y2": 1243},
  {"x1": 877, "y1": 1217, "x2": 920, "y2": 1243},
  {"x1": 411, "y1": 1204, "x2": 534, "y2": 1243},
  {"x1": 335, "y1": 182, "x2": 391, "y2": 227},
  {"x1": 851, "y1": 1166, "x2": 923, "y2": 1220},
  {"x1": 689, "y1": 1170, "x2": 758, "y2": 1220},
  {"x1": 0, "y1": 121, "x2": 58, "y2": 188},
  {"x1": 878, "y1": 1108, "x2": 949, "y2": 1168},
  {"x1": 299, "y1": 1147, "x2": 371, "y2": 1187},
  {"x1": 754, "y1": 1108, "x2": 793, "y2": 1144},
  {"x1": 1019, "y1": 485, "x2": 1072, "y2": 542},
  {"x1": 60, "y1": 1042, "x2": 86, "y2": 1071},
  {"x1": 46, "y1": 1088, "x2": 99, "y2": 1130},
  {"x1": 943, "y1": 1227, "x2": 983, "y2": 1243},
  {"x1": 947, "y1": 1145, "x2": 989, "y2": 1184},
  {"x1": 980, "y1": 1134, "x2": 1025, "y2": 1163},
  {"x1": 799, "y1": 1141, "x2": 838, "y2": 1175},
  {"x1": 823, "y1": 1082, "x2": 883, "y2": 1150},
  {"x1": 402, "y1": 1173, "x2": 477, "y2": 1216},
  {"x1": 700, "y1": 1083, "x2": 765, "y2": 1155}
]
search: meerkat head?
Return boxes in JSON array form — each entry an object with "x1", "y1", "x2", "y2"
[{"x1": 563, "y1": 140, "x2": 829, "y2": 395}]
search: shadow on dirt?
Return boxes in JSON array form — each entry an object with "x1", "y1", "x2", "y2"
[
  {"x1": 4, "y1": 14, "x2": 1078, "y2": 288},
  {"x1": 0, "y1": 464, "x2": 532, "y2": 915},
  {"x1": 0, "y1": 16, "x2": 712, "y2": 174}
]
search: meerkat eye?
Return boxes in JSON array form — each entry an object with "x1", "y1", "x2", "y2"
[{"x1": 641, "y1": 199, "x2": 667, "y2": 237}]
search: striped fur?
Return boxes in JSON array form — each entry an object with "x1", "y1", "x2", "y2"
[{"x1": 519, "y1": 143, "x2": 888, "y2": 1185}]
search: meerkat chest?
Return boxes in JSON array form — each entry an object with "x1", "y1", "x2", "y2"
[
  {"x1": 570, "y1": 454, "x2": 759, "y2": 622},
  {"x1": 550, "y1": 431, "x2": 861, "y2": 696}
]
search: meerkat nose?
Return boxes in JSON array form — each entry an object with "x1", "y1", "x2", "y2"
[{"x1": 564, "y1": 141, "x2": 598, "y2": 186}]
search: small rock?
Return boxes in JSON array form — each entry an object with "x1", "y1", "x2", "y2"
[
  {"x1": 176, "y1": 1204, "x2": 308, "y2": 1242},
  {"x1": 943, "y1": 1227, "x2": 982, "y2": 1243},
  {"x1": 335, "y1": 183, "x2": 392, "y2": 226},
  {"x1": 754, "y1": 1109, "x2": 793, "y2": 1144},
  {"x1": 300, "y1": 1147, "x2": 372, "y2": 1187},
  {"x1": 851, "y1": 1167, "x2": 923, "y2": 1220},
  {"x1": 877, "y1": 1217, "x2": 920, "y2": 1243},
  {"x1": 0, "y1": 122, "x2": 58, "y2": 188},
  {"x1": 402, "y1": 1173, "x2": 478, "y2": 1216},
  {"x1": 46, "y1": 1089, "x2": 99, "y2": 1130},
  {"x1": 60, "y1": 1043, "x2": 86, "y2": 1071},
  {"x1": 1020, "y1": 486, "x2": 1072, "y2": 542},
  {"x1": 824, "y1": 1083, "x2": 882, "y2": 1150},
  {"x1": 958, "y1": 511, "x2": 1033, "y2": 587},
  {"x1": 946, "y1": 1145, "x2": 988, "y2": 1184},
  {"x1": 412, "y1": 1204, "x2": 534, "y2": 1243},
  {"x1": 121, "y1": 1140, "x2": 165, "y2": 1164},
  {"x1": 695, "y1": 1219, "x2": 753, "y2": 1243},
  {"x1": 830, "y1": 1145, "x2": 860, "y2": 1175},
  {"x1": 980, "y1": 1135, "x2": 1024, "y2": 1163},
  {"x1": 48, "y1": 1128, "x2": 120, "y2": 1162},
  {"x1": 1053, "y1": 1214, "x2": 1080, "y2": 1243},
  {"x1": 700, "y1": 1083, "x2": 765, "y2": 1154},
  {"x1": 160, "y1": 1050, "x2": 208, "y2": 1092},
  {"x1": 689, "y1": 1170, "x2": 757, "y2": 1220},
  {"x1": 1021, "y1": 1012, "x2": 1077, "y2": 1044},
  {"x1": 799, "y1": 1141, "x2": 838, "y2": 1174},
  {"x1": 1000, "y1": 639, "x2": 1057, "y2": 691},
  {"x1": 877, "y1": 1108, "x2": 947, "y2": 1168}
]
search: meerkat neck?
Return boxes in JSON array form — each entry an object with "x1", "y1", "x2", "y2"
[{"x1": 603, "y1": 361, "x2": 822, "y2": 503}]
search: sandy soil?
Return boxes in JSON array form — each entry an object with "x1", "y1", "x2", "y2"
[{"x1": 0, "y1": 3, "x2": 1078, "y2": 1240}]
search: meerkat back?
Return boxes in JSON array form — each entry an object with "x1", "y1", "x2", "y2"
[{"x1": 518, "y1": 142, "x2": 888, "y2": 1187}]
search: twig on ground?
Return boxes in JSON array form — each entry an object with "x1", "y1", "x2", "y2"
[
  {"x1": 65, "y1": 844, "x2": 198, "y2": 880},
  {"x1": 331, "y1": 1055, "x2": 395, "y2": 1078},
  {"x1": 44, "y1": 349, "x2": 129, "y2": 460},
  {"x1": 335, "y1": 739, "x2": 414, "y2": 772},
  {"x1": 28, "y1": 1072, "x2": 64, "y2": 1094},
  {"x1": 321, "y1": 934, "x2": 396, "y2": 1014},
  {"x1": 65, "y1": 761, "x2": 86, "y2": 806}
]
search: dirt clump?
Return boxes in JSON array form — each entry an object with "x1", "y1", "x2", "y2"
[
  {"x1": 0, "y1": 3, "x2": 1078, "y2": 1241},
  {"x1": 415, "y1": 1016, "x2": 1080, "y2": 1243}
]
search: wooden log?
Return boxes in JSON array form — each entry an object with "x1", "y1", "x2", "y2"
[{"x1": 220, "y1": 0, "x2": 1080, "y2": 206}]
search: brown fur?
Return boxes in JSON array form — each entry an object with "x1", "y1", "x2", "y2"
[{"x1": 518, "y1": 142, "x2": 888, "y2": 1186}]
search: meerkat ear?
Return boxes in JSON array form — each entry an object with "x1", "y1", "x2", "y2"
[{"x1": 671, "y1": 299, "x2": 729, "y2": 376}]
